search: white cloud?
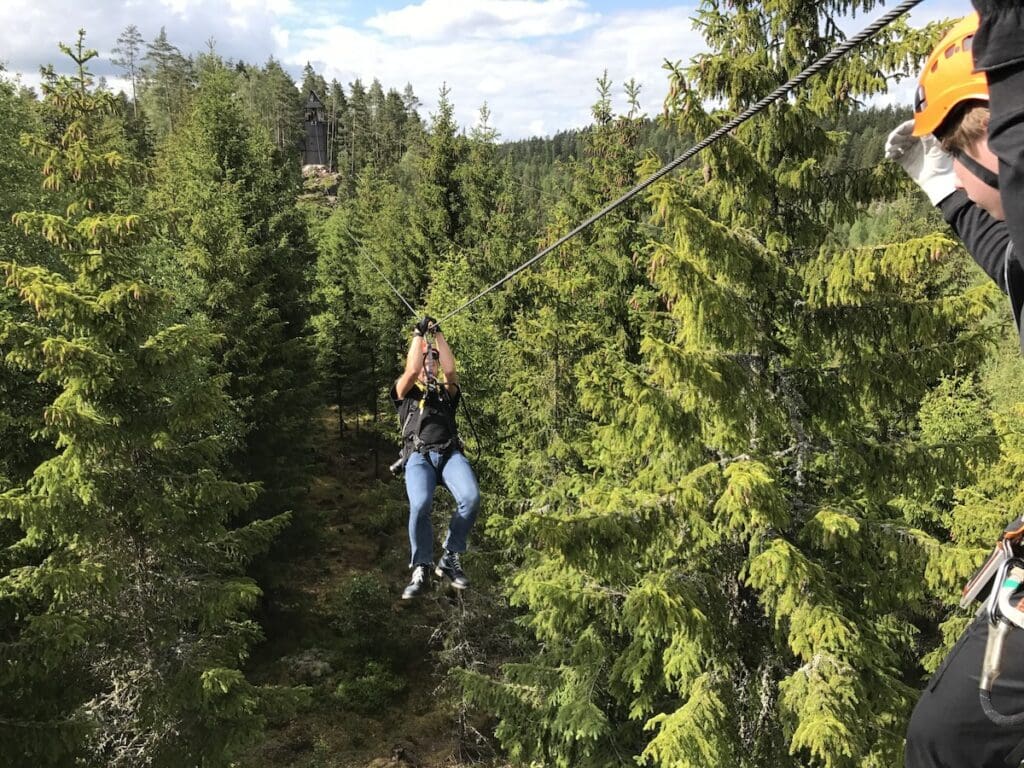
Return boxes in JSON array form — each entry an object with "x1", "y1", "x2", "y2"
[
  {"x1": 365, "y1": 0, "x2": 600, "y2": 41},
  {"x1": 0, "y1": 0, "x2": 294, "y2": 80},
  {"x1": 477, "y1": 75, "x2": 505, "y2": 95},
  {"x1": 1, "y1": 0, "x2": 950, "y2": 141},
  {"x1": 272, "y1": 25, "x2": 291, "y2": 50},
  {"x1": 288, "y1": 5, "x2": 702, "y2": 139}
]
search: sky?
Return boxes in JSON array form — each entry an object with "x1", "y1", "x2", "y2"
[{"x1": 0, "y1": 0, "x2": 967, "y2": 141}]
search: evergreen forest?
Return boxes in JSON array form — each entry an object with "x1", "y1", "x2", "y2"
[{"x1": 3, "y1": 6, "x2": 1022, "y2": 768}]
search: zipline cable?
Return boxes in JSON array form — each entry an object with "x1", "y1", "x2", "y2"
[
  {"x1": 362, "y1": 247, "x2": 418, "y2": 317},
  {"x1": 344, "y1": 225, "x2": 419, "y2": 319},
  {"x1": 436, "y1": 0, "x2": 925, "y2": 325}
]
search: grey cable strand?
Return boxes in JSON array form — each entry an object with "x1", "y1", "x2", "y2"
[
  {"x1": 342, "y1": 224, "x2": 417, "y2": 317},
  {"x1": 364, "y1": 251, "x2": 418, "y2": 317},
  {"x1": 437, "y1": 0, "x2": 924, "y2": 324}
]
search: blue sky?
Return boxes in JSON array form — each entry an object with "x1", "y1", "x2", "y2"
[{"x1": 0, "y1": 0, "x2": 967, "y2": 140}]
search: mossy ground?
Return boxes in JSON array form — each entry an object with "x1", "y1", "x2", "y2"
[{"x1": 241, "y1": 408, "x2": 505, "y2": 767}]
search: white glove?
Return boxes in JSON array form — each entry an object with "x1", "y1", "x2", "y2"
[{"x1": 885, "y1": 119, "x2": 956, "y2": 206}]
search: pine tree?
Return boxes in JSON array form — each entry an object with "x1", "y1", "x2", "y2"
[
  {"x1": 300, "y1": 62, "x2": 327, "y2": 102},
  {"x1": 110, "y1": 25, "x2": 144, "y2": 118},
  {"x1": 913, "y1": 332, "x2": 1024, "y2": 673},
  {"x1": 457, "y1": 103, "x2": 502, "y2": 254},
  {"x1": 264, "y1": 57, "x2": 303, "y2": 153},
  {"x1": 458, "y1": 78, "x2": 652, "y2": 766},
  {"x1": 348, "y1": 165, "x2": 419, "y2": 412},
  {"x1": 326, "y1": 79, "x2": 348, "y2": 173},
  {"x1": 381, "y1": 86, "x2": 411, "y2": 167},
  {"x1": 424, "y1": 102, "x2": 533, "y2": 439},
  {"x1": 311, "y1": 200, "x2": 368, "y2": 431},
  {"x1": 139, "y1": 27, "x2": 193, "y2": 141},
  {"x1": 0, "y1": 73, "x2": 49, "y2": 489},
  {"x1": 346, "y1": 78, "x2": 372, "y2": 183},
  {"x1": 0, "y1": 33, "x2": 292, "y2": 765}
]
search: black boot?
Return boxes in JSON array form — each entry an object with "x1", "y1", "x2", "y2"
[
  {"x1": 435, "y1": 550, "x2": 469, "y2": 590},
  {"x1": 402, "y1": 563, "x2": 431, "y2": 600}
]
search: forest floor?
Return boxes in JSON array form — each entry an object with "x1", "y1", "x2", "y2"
[{"x1": 239, "y1": 408, "x2": 506, "y2": 768}]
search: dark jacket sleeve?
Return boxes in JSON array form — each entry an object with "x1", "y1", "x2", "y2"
[
  {"x1": 971, "y1": 1, "x2": 1024, "y2": 72},
  {"x1": 971, "y1": 1, "x2": 1024, "y2": 262},
  {"x1": 940, "y1": 190, "x2": 1013, "y2": 292}
]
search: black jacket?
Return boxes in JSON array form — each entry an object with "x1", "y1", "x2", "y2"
[
  {"x1": 971, "y1": 0, "x2": 1024, "y2": 272},
  {"x1": 390, "y1": 381, "x2": 461, "y2": 455},
  {"x1": 940, "y1": 3, "x2": 1024, "y2": 348},
  {"x1": 941, "y1": 192, "x2": 1022, "y2": 348}
]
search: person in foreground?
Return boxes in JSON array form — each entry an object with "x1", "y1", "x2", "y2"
[
  {"x1": 391, "y1": 317, "x2": 480, "y2": 600},
  {"x1": 887, "y1": 7, "x2": 1024, "y2": 767}
]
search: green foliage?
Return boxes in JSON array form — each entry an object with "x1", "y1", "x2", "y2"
[
  {"x1": 149, "y1": 61, "x2": 318, "y2": 531},
  {"x1": 410, "y1": 84, "x2": 466, "y2": 263},
  {"x1": 461, "y1": 74, "x2": 657, "y2": 767},
  {"x1": 139, "y1": 27, "x2": 194, "y2": 142},
  {"x1": 326, "y1": 573, "x2": 395, "y2": 656},
  {"x1": 334, "y1": 661, "x2": 407, "y2": 714},
  {"x1": 468, "y1": 7, "x2": 996, "y2": 768},
  {"x1": 7, "y1": 16, "x2": 1023, "y2": 768},
  {"x1": 0, "y1": 34, "x2": 287, "y2": 766},
  {"x1": 0, "y1": 74, "x2": 50, "y2": 490}
]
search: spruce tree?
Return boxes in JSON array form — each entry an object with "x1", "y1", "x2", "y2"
[
  {"x1": 300, "y1": 62, "x2": 327, "y2": 103},
  {"x1": 346, "y1": 78, "x2": 372, "y2": 182},
  {"x1": 381, "y1": 86, "x2": 411, "y2": 167},
  {"x1": 463, "y1": 8, "x2": 992, "y2": 768},
  {"x1": 0, "y1": 34, "x2": 290, "y2": 766},
  {"x1": 148, "y1": 62, "x2": 317, "y2": 528},
  {"x1": 347, "y1": 165, "x2": 419, "y2": 411},
  {"x1": 459, "y1": 79, "x2": 651, "y2": 766},
  {"x1": 410, "y1": 85, "x2": 465, "y2": 263},
  {"x1": 913, "y1": 334, "x2": 1024, "y2": 673},
  {"x1": 0, "y1": 73, "x2": 49, "y2": 488},
  {"x1": 326, "y1": 79, "x2": 348, "y2": 173},
  {"x1": 311, "y1": 201, "x2": 368, "y2": 431}
]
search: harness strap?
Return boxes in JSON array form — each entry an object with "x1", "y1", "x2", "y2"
[
  {"x1": 953, "y1": 148, "x2": 1000, "y2": 189},
  {"x1": 400, "y1": 381, "x2": 460, "y2": 457}
]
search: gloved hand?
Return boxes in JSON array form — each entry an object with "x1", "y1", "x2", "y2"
[
  {"x1": 885, "y1": 119, "x2": 957, "y2": 206},
  {"x1": 414, "y1": 316, "x2": 439, "y2": 336}
]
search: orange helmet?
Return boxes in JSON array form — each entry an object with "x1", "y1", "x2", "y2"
[{"x1": 912, "y1": 13, "x2": 989, "y2": 137}]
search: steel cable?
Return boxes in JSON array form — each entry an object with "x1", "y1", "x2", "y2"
[{"x1": 436, "y1": 0, "x2": 925, "y2": 325}]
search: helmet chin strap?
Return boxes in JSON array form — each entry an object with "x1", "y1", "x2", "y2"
[{"x1": 953, "y1": 149, "x2": 1000, "y2": 189}]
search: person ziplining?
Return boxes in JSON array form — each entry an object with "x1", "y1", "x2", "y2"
[
  {"x1": 365, "y1": 0, "x2": 926, "y2": 603},
  {"x1": 358, "y1": 0, "x2": 1024, "y2": 760},
  {"x1": 390, "y1": 316, "x2": 480, "y2": 600}
]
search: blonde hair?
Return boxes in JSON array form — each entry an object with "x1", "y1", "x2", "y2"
[{"x1": 936, "y1": 100, "x2": 989, "y2": 154}]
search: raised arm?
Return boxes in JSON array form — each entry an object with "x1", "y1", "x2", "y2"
[
  {"x1": 395, "y1": 331, "x2": 425, "y2": 399},
  {"x1": 433, "y1": 328, "x2": 459, "y2": 391}
]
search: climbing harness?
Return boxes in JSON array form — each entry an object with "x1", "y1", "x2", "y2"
[
  {"x1": 961, "y1": 517, "x2": 1024, "y2": 726},
  {"x1": 390, "y1": 332, "x2": 464, "y2": 476}
]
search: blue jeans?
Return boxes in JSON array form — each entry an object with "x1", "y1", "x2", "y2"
[{"x1": 404, "y1": 450, "x2": 480, "y2": 566}]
